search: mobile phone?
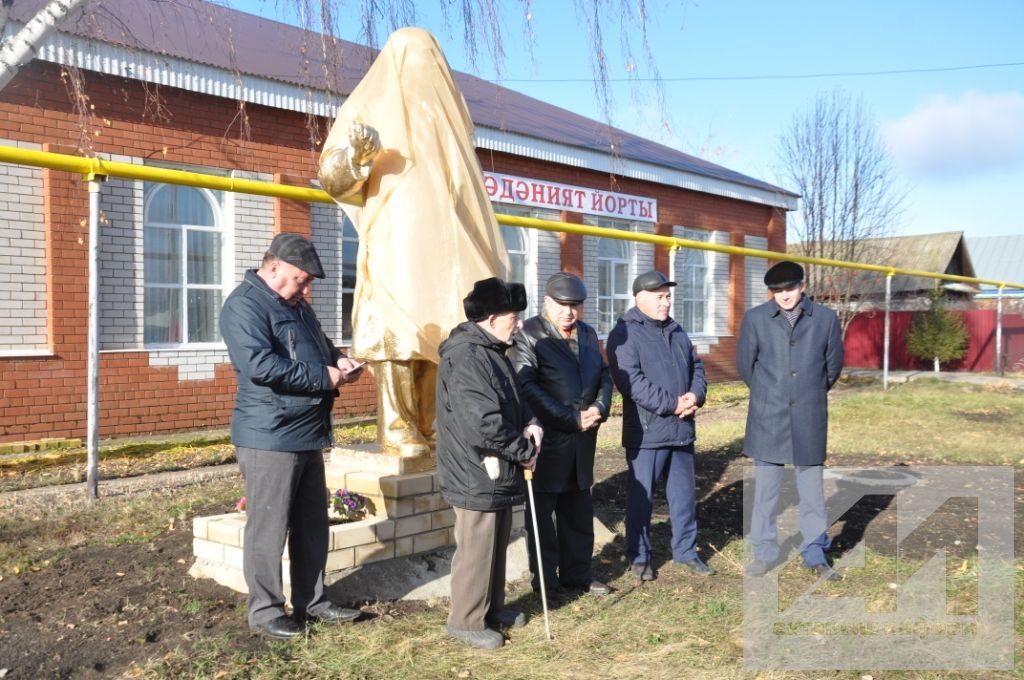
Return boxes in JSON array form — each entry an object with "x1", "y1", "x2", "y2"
[{"x1": 343, "y1": 360, "x2": 365, "y2": 377}]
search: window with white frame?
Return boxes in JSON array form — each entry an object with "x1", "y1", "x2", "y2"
[
  {"x1": 143, "y1": 184, "x2": 225, "y2": 345},
  {"x1": 587, "y1": 216, "x2": 636, "y2": 335},
  {"x1": 677, "y1": 227, "x2": 710, "y2": 334},
  {"x1": 340, "y1": 214, "x2": 359, "y2": 343},
  {"x1": 493, "y1": 203, "x2": 536, "y2": 317}
]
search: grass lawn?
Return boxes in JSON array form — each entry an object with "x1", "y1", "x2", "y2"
[{"x1": 1, "y1": 380, "x2": 1021, "y2": 678}]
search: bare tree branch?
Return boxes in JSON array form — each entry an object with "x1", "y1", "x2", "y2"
[{"x1": 777, "y1": 90, "x2": 907, "y2": 332}]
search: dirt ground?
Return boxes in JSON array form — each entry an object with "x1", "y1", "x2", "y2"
[{"x1": 0, "y1": 397, "x2": 1018, "y2": 678}]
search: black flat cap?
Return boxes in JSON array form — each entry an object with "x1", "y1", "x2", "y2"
[
  {"x1": 545, "y1": 272, "x2": 587, "y2": 304},
  {"x1": 268, "y1": 233, "x2": 325, "y2": 279},
  {"x1": 632, "y1": 270, "x2": 676, "y2": 295},
  {"x1": 764, "y1": 261, "x2": 804, "y2": 289},
  {"x1": 464, "y1": 277, "x2": 528, "y2": 321}
]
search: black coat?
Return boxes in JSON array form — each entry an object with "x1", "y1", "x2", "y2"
[
  {"x1": 435, "y1": 322, "x2": 536, "y2": 511},
  {"x1": 607, "y1": 306, "x2": 707, "y2": 450},
  {"x1": 736, "y1": 295, "x2": 844, "y2": 465},
  {"x1": 508, "y1": 316, "x2": 613, "y2": 493},
  {"x1": 220, "y1": 270, "x2": 342, "y2": 452}
]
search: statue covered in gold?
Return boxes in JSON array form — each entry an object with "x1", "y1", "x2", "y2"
[{"x1": 319, "y1": 27, "x2": 510, "y2": 457}]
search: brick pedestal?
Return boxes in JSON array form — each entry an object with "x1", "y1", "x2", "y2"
[{"x1": 189, "y1": 444, "x2": 526, "y2": 598}]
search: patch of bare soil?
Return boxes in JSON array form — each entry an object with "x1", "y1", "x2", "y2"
[{"x1": 0, "y1": 517, "x2": 260, "y2": 679}]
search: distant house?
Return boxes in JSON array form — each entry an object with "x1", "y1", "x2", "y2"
[{"x1": 791, "y1": 231, "x2": 978, "y2": 312}]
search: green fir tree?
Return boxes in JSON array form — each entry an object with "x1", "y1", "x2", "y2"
[{"x1": 904, "y1": 288, "x2": 969, "y2": 372}]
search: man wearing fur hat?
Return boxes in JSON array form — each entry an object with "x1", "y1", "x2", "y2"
[
  {"x1": 737, "y1": 260, "x2": 844, "y2": 580},
  {"x1": 508, "y1": 272, "x2": 613, "y2": 598},
  {"x1": 436, "y1": 277, "x2": 543, "y2": 650}
]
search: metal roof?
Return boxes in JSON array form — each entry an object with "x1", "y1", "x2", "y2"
[
  {"x1": 8, "y1": 0, "x2": 797, "y2": 209},
  {"x1": 966, "y1": 235, "x2": 1024, "y2": 292}
]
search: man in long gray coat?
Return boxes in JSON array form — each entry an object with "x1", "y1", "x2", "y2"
[{"x1": 736, "y1": 261, "x2": 844, "y2": 579}]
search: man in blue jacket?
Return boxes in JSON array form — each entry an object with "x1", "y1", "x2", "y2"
[
  {"x1": 606, "y1": 270, "x2": 711, "y2": 581},
  {"x1": 220, "y1": 233, "x2": 364, "y2": 639},
  {"x1": 737, "y1": 261, "x2": 844, "y2": 580}
]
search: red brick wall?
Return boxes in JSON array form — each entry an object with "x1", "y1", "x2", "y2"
[{"x1": 0, "y1": 64, "x2": 778, "y2": 442}]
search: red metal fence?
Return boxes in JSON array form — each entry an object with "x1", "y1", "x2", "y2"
[{"x1": 844, "y1": 310, "x2": 1024, "y2": 372}]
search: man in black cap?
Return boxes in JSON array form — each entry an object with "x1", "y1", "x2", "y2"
[
  {"x1": 606, "y1": 270, "x2": 711, "y2": 581},
  {"x1": 736, "y1": 260, "x2": 844, "y2": 580},
  {"x1": 220, "y1": 233, "x2": 365, "y2": 639},
  {"x1": 508, "y1": 272, "x2": 614, "y2": 598},
  {"x1": 436, "y1": 277, "x2": 542, "y2": 650}
]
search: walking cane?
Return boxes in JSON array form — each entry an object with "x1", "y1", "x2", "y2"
[{"x1": 524, "y1": 466, "x2": 552, "y2": 641}]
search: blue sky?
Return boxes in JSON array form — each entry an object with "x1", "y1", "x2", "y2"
[{"x1": 229, "y1": 1, "x2": 1024, "y2": 240}]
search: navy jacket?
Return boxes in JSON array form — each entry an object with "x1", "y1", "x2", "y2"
[
  {"x1": 736, "y1": 295, "x2": 844, "y2": 465},
  {"x1": 606, "y1": 306, "x2": 707, "y2": 450},
  {"x1": 508, "y1": 316, "x2": 613, "y2": 493},
  {"x1": 435, "y1": 322, "x2": 536, "y2": 511},
  {"x1": 220, "y1": 270, "x2": 342, "y2": 452}
]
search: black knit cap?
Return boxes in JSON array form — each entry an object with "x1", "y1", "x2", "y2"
[
  {"x1": 545, "y1": 272, "x2": 587, "y2": 303},
  {"x1": 463, "y1": 277, "x2": 528, "y2": 321},
  {"x1": 267, "y1": 232, "x2": 326, "y2": 279},
  {"x1": 764, "y1": 261, "x2": 804, "y2": 289}
]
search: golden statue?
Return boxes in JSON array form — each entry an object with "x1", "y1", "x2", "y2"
[{"x1": 319, "y1": 27, "x2": 510, "y2": 457}]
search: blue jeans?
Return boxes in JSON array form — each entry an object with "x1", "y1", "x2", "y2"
[
  {"x1": 625, "y1": 445, "x2": 698, "y2": 564},
  {"x1": 750, "y1": 460, "x2": 830, "y2": 567}
]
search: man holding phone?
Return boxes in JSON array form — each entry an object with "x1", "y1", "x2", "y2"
[{"x1": 220, "y1": 233, "x2": 364, "y2": 639}]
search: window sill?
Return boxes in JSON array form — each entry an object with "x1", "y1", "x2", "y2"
[
  {"x1": 102, "y1": 343, "x2": 229, "y2": 353},
  {"x1": 0, "y1": 349, "x2": 55, "y2": 359}
]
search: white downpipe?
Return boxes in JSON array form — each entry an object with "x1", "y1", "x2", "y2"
[{"x1": 86, "y1": 176, "x2": 102, "y2": 499}]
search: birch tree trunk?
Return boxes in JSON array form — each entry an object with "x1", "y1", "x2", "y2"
[{"x1": 0, "y1": 0, "x2": 86, "y2": 91}]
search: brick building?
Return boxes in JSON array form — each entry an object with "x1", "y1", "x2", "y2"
[{"x1": 0, "y1": 0, "x2": 795, "y2": 443}]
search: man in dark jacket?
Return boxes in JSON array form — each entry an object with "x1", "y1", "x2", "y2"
[
  {"x1": 736, "y1": 261, "x2": 844, "y2": 580},
  {"x1": 436, "y1": 277, "x2": 542, "y2": 650},
  {"x1": 606, "y1": 270, "x2": 711, "y2": 581},
  {"x1": 509, "y1": 272, "x2": 614, "y2": 597},
  {"x1": 220, "y1": 233, "x2": 364, "y2": 639}
]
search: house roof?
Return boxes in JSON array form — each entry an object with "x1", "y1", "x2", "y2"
[
  {"x1": 966, "y1": 235, "x2": 1024, "y2": 292},
  {"x1": 8, "y1": 0, "x2": 797, "y2": 209},
  {"x1": 790, "y1": 231, "x2": 978, "y2": 296}
]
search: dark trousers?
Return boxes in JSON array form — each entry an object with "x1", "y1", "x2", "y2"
[
  {"x1": 237, "y1": 446, "x2": 331, "y2": 627},
  {"x1": 750, "y1": 460, "x2": 830, "y2": 567},
  {"x1": 625, "y1": 445, "x2": 698, "y2": 564},
  {"x1": 448, "y1": 506, "x2": 512, "y2": 630},
  {"x1": 524, "y1": 487, "x2": 595, "y2": 590}
]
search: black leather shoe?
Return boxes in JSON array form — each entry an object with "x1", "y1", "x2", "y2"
[
  {"x1": 302, "y1": 603, "x2": 362, "y2": 624},
  {"x1": 586, "y1": 580, "x2": 612, "y2": 595},
  {"x1": 254, "y1": 615, "x2": 302, "y2": 640},
  {"x1": 486, "y1": 608, "x2": 526, "y2": 629},
  {"x1": 808, "y1": 563, "x2": 841, "y2": 581},
  {"x1": 677, "y1": 557, "x2": 715, "y2": 576},
  {"x1": 631, "y1": 562, "x2": 655, "y2": 581}
]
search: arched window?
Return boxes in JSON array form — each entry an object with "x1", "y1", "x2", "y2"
[
  {"x1": 676, "y1": 227, "x2": 709, "y2": 334},
  {"x1": 589, "y1": 216, "x2": 636, "y2": 335},
  {"x1": 143, "y1": 184, "x2": 224, "y2": 345},
  {"x1": 493, "y1": 203, "x2": 537, "y2": 317}
]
